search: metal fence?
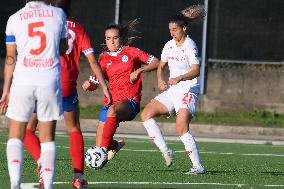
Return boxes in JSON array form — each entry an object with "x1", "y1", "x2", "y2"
[{"x1": 0, "y1": 0, "x2": 283, "y2": 93}]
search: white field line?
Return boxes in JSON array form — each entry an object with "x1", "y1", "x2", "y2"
[
  {"x1": 1, "y1": 142, "x2": 284, "y2": 157},
  {"x1": 20, "y1": 181, "x2": 284, "y2": 188},
  {"x1": 83, "y1": 133, "x2": 284, "y2": 146},
  {"x1": 1, "y1": 132, "x2": 284, "y2": 145},
  {"x1": 57, "y1": 134, "x2": 177, "y2": 144},
  {"x1": 58, "y1": 145, "x2": 284, "y2": 157}
]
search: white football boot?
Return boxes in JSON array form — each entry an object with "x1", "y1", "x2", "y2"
[
  {"x1": 162, "y1": 149, "x2": 175, "y2": 167},
  {"x1": 185, "y1": 166, "x2": 207, "y2": 175}
]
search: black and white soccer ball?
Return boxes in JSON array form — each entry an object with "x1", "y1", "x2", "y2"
[{"x1": 85, "y1": 146, "x2": 108, "y2": 170}]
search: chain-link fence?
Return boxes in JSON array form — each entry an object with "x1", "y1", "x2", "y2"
[{"x1": 1, "y1": 0, "x2": 283, "y2": 61}]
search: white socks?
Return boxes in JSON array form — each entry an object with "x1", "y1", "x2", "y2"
[
  {"x1": 40, "y1": 142, "x2": 57, "y2": 189},
  {"x1": 7, "y1": 139, "x2": 23, "y2": 189},
  {"x1": 143, "y1": 119, "x2": 168, "y2": 153},
  {"x1": 180, "y1": 131, "x2": 202, "y2": 168},
  {"x1": 143, "y1": 119, "x2": 202, "y2": 168},
  {"x1": 7, "y1": 139, "x2": 56, "y2": 188}
]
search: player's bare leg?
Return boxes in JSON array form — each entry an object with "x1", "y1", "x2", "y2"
[
  {"x1": 96, "y1": 121, "x2": 105, "y2": 146},
  {"x1": 24, "y1": 113, "x2": 41, "y2": 162}
]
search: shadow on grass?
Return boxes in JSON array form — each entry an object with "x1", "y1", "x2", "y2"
[
  {"x1": 260, "y1": 171, "x2": 284, "y2": 176},
  {"x1": 205, "y1": 170, "x2": 237, "y2": 175}
]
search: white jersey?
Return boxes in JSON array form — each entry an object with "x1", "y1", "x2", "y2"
[
  {"x1": 5, "y1": 1, "x2": 68, "y2": 86},
  {"x1": 161, "y1": 36, "x2": 200, "y2": 93}
]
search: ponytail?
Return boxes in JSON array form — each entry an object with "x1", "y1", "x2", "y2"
[
  {"x1": 120, "y1": 18, "x2": 140, "y2": 45},
  {"x1": 180, "y1": 4, "x2": 206, "y2": 21},
  {"x1": 170, "y1": 4, "x2": 206, "y2": 27}
]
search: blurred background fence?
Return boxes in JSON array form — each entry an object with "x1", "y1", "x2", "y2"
[{"x1": 0, "y1": 0, "x2": 284, "y2": 112}]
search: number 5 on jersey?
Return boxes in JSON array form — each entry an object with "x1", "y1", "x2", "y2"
[{"x1": 28, "y1": 22, "x2": 46, "y2": 55}]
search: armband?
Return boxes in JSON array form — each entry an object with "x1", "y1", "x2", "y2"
[{"x1": 89, "y1": 75, "x2": 100, "y2": 84}]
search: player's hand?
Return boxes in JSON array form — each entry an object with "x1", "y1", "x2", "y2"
[
  {"x1": 102, "y1": 86, "x2": 112, "y2": 105},
  {"x1": 82, "y1": 80, "x2": 98, "y2": 91},
  {"x1": 0, "y1": 93, "x2": 9, "y2": 114},
  {"x1": 82, "y1": 80, "x2": 91, "y2": 91},
  {"x1": 130, "y1": 69, "x2": 141, "y2": 83},
  {"x1": 158, "y1": 79, "x2": 168, "y2": 90},
  {"x1": 168, "y1": 77, "x2": 181, "y2": 85}
]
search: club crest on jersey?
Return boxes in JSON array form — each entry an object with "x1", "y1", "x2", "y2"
[{"x1": 122, "y1": 55, "x2": 128, "y2": 62}]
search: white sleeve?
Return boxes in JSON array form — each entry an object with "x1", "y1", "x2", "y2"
[
  {"x1": 58, "y1": 9, "x2": 68, "y2": 39},
  {"x1": 5, "y1": 16, "x2": 16, "y2": 44},
  {"x1": 160, "y1": 43, "x2": 168, "y2": 62},
  {"x1": 187, "y1": 42, "x2": 199, "y2": 65}
]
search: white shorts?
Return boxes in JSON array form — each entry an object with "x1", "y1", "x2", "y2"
[
  {"x1": 154, "y1": 86, "x2": 199, "y2": 116},
  {"x1": 6, "y1": 84, "x2": 63, "y2": 122}
]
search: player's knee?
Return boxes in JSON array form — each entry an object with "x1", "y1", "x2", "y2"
[
  {"x1": 106, "y1": 106, "x2": 117, "y2": 117},
  {"x1": 140, "y1": 109, "x2": 152, "y2": 122},
  {"x1": 67, "y1": 125, "x2": 80, "y2": 133}
]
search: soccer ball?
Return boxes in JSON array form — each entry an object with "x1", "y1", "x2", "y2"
[{"x1": 85, "y1": 146, "x2": 108, "y2": 170}]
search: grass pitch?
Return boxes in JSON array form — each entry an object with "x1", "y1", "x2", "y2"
[{"x1": 0, "y1": 131, "x2": 283, "y2": 189}]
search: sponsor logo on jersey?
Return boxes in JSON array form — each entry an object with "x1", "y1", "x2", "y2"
[
  {"x1": 107, "y1": 61, "x2": 112, "y2": 67},
  {"x1": 168, "y1": 56, "x2": 186, "y2": 62},
  {"x1": 122, "y1": 55, "x2": 128, "y2": 62},
  {"x1": 23, "y1": 57, "x2": 54, "y2": 68}
]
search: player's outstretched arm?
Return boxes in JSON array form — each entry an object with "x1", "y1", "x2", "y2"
[
  {"x1": 86, "y1": 53, "x2": 112, "y2": 104},
  {"x1": 0, "y1": 44, "x2": 16, "y2": 114},
  {"x1": 130, "y1": 57, "x2": 159, "y2": 83}
]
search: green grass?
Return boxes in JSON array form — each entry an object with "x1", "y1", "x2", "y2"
[
  {"x1": 80, "y1": 105, "x2": 284, "y2": 128},
  {"x1": 0, "y1": 131, "x2": 284, "y2": 189}
]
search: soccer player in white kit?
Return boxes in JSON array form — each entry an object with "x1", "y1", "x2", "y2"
[
  {"x1": 140, "y1": 5, "x2": 207, "y2": 174},
  {"x1": 0, "y1": 1, "x2": 67, "y2": 188}
]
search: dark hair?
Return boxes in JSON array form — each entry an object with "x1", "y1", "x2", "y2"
[
  {"x1": 104, "y1": 18, "x2": 140, "y2": 46},
  {"x1": 53, "y1": 0, "x2": 71, "y2": 16},
  {"x1": 170, "y1": 4, "x2": 206, "y2": 27}
]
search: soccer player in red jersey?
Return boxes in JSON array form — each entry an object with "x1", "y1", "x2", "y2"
[
  {"x1": 82, "y1": 19, "x2": 159, "y2": 160},
  {"x1": 23, "y1": 0, "x2": 111, "y2": 188}
]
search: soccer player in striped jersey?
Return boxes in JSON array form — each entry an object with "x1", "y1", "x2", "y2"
[
  {"x1": 82, "y1": 19, "x2": 159, "y2": 161},
  {"x1": 23, "y1": 0, "x2": 111, "y2": 188},
  {"x1": 0, "y1": 0, "x2": 68, "y2": 188},
  {"x1": 140, "y1": 5, "x2": 207, "y2": 174}
]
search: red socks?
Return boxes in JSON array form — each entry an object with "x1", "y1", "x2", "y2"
[
  {"x1": 24, "y1": 129, "x2": 85, "y2": 174},
  {"x1": 24, "y1": 129, "x2": 41, "y2": 161},
  {"x1": 69, "y1": 131, "x2": 84, "y2": 174},
  {"x1": 101, "y1": 117, "x2": 118, "y2": 150}
]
